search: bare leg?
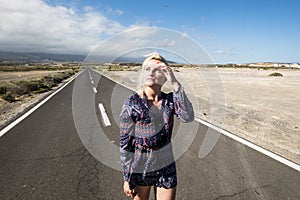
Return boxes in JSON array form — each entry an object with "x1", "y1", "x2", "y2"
[
  {"x1": 133, "y1": 185, "x2": 152, "y2": 200},
  {"x1": 153, "y1": 187, "x2": 157, "y2": 200},
  {"x1": 156, "y1": 187, "x2": 176, "y2": 200}
]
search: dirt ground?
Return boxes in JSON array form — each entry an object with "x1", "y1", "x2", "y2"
[
  {"x1": 101, "y1": 67, "x2": 300, "y2": 165},
  {"x1": 0, "y1": 70, "x2": 63, "y2": 83}
]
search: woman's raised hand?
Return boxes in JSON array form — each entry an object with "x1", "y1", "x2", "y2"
[{"x1": 159, "y1": 65, "x2": 180, "y2": 92}]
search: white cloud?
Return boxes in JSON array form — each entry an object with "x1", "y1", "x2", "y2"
[
  {"x1": 108, "y1": 7, "x2": 123, "y2": 16},
  {"x1": 0, "y1": 0, "x2": 209, "y2": 62},
  {"x1": 0, "y1": 0, "x2": 127, "y2": 54},
  {"x1": 84, "y1": 27, "x2": 213, "y2": 65},
  {"x1": 84, "y1": 6, "x2": 93, "y2": 12}
]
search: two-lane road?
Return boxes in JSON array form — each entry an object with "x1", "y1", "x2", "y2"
[{"x1": 0, "y1": 69, "x2": 299, "y2": 199}]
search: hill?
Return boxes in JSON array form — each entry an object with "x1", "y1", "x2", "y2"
[{"x1": 0, "y1": 51, "x2": 86, "y2": 64}]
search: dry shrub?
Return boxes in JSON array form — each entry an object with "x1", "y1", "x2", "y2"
[{"x1": 268, "y1": 72, "x2": 283, "y2": 77}]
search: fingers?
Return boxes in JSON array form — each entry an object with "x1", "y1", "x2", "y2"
[
  {"x1": 159, "y1": 65, "x2": 171, "y2": 72},
  {"x1": 124, "y1": 181, "x2": 135, "y2": 198},
  {"x1": 159, "y1": 66, "x2": 172, "y2": 76},
  {"x1": 124, "y1": 188, "x2": 136, "y2": 198},
  {"x1": 159, "y1": 66, "x2": 177, "y2": 82},
  {"x1": 125, "y1": 192, "x2": 133, "y2": 198}
]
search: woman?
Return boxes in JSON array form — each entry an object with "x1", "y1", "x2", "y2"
[{"x1": 120, "y1": 52, "x2": 194, "y2": 200}]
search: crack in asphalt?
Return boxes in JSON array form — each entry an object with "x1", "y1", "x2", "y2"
[
  {"x1": 214, "y1": 184, "x2": 270, "y2": 200},
  {"x1": 76, "y1": 147, "x2": 101, "y2": 200}
]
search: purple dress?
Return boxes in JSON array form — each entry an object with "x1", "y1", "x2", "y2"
[{"x1": 120, "y1": 85, "x2": 194, "y2": 189}]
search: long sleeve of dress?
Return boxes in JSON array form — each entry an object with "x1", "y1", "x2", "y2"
[
  {"x1": 119, "y1": 98, "x2": 135, "y2": 182},
  {"x1": 173, "y1": 84, "x2": 194, "y2": 123}
]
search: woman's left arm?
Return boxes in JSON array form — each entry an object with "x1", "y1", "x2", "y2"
[
  {"x1": 160, "y1": 65, "x2": 194, "y2": 122},
  {"x1": 172, "y1": 83, "x2": 194, "y2": 122}
]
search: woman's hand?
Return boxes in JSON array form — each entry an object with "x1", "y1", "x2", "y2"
[
  {"x1": 124, "y1": 181, "x2": 136, "y2": 198},
  {"x1": 159, "y1": 65, "x2": 180, "y2": 92}
]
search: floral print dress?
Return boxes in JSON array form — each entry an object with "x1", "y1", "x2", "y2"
[{"x1": 120, "y1": 85, "x2": 194, "y2": 189}]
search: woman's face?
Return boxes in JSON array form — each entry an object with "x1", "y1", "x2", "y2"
[{"x1": 142, "y1": 60, "x2": 167, "y2": 87}]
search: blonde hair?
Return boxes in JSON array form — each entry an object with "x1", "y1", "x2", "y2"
[
  {"x1": 137, "y1": 52, "x2": 169, "y2": 90},
  {"x1": 142, "y1": 52, "x2": 169, "y2": 69}
]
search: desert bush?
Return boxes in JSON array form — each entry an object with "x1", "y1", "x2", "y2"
[
  {"x1": 107, "y1": 65, "x2": 124, "y2": 71},
  {"x1": 1, "y1": 91, "x2": 15, "y2": 102},
  {"x1": 0, "y1": 85, "x2": 7, "y2": 95},
  {"x1": 268, "y1": 72, "x2": 283, "y2": 77},
  {"x1": 42, "y1": 76, "x2": 57, "y2": 88},
  {"x1": 17, "y1": 80, "x2": 50, "y2": 95},
  {"x1": 182, "y1": 64, "x2": 194, "y2": 68},
  {"x1": 60, "y1": 71, "x2": 75, "y2": 79},
  {"x1": 41, "y1": 71, "x2": 74, "y2": 88},
  {"x1": 52, "y1": 76, "x2": 64, "y2": 84}
]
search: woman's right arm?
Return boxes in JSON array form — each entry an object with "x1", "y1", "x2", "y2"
[{"x1": 119, "y1": 98, "x2": 135, "y2": 183}]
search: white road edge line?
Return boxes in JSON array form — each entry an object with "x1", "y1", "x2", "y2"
[
  {"x1": 194, "y1": 117, "x2": 300, "y2": 172},
  {"x1": 0, "y1": 70, "x2": 84, "y2": 138},
  {"x1": 91, "y1": 68, "x2": 300, "y2": 172},
  {"x1": 98, "y1": 103, "x2": 111, "y2": 127}
]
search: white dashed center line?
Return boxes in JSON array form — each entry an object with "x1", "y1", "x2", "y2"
[
  {"x1": 93, "y1": 87, "x2": 97, "y2": 93},
  {"x1": 98, "y1": 103, "x2": 111, "y2": 127}
]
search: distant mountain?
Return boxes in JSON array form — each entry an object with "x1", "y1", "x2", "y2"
[
  {"x1": 0, "y1": 51, "x2": 86, "y2": 63},
  {"x1": 113, "y1": 55, "x2": 178, "y2": 64},
  {"x1": 113, "y1": 55, "x2": 144, "y2": 63}
]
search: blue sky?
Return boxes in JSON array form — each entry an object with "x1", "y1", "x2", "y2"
[{"x1": 0, "y1": 0, "x2": 299, "y2": 63}]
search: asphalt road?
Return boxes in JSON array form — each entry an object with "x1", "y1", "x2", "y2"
[{"x1": 0, "y1": 68, "x2": 299, "y2": 199}]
